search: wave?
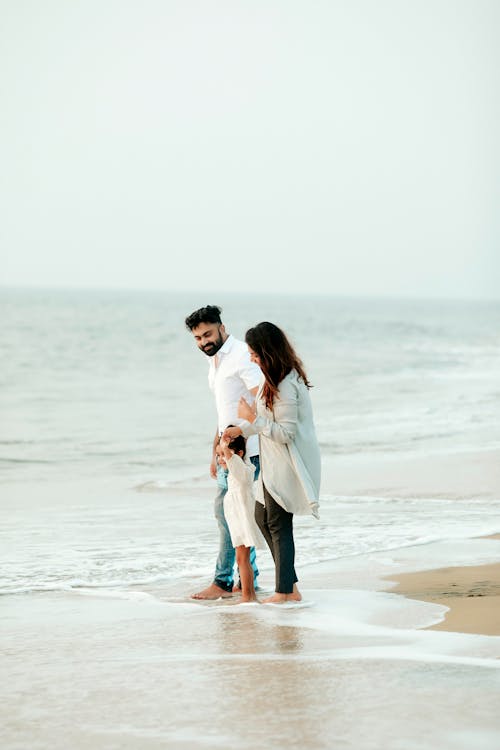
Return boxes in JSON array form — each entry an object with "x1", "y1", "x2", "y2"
[
  {"x1": 0, "y1": 457, "x2": 56, "y2": 465},
  {"x1": 4, "y1": 523, "x2": 500, "y2": 598}
]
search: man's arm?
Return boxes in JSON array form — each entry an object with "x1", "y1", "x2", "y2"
[{"x1": 210, "y1": 427, "x2": 219, "y2": 479}]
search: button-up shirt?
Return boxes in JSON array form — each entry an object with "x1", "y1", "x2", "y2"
[{"x1": 208, "y1": 335, "x2": 262, "y2": 457}]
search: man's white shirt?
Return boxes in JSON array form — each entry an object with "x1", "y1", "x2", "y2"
[{"x1": 207, "y1": 335, "x2": 262, "y2": 457}]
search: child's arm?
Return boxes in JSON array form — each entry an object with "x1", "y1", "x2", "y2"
[
  {"x1": 219, "y1": 438, "x2": 233, "y2": 463},
  {"x1": 220, "y1": 439, "x2": 251, "y2": 483},
  {"x1": 225, "y1": 453, "x2": 251, "y2": 483}
]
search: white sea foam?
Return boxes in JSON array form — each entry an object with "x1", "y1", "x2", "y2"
[{"x1": 2, "y1": 486, "x2": 500, "y2": 595}]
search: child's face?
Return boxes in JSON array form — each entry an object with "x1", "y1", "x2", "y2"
[{"x1": 215, "y1": 444, "x2": 227, "y2": 469}]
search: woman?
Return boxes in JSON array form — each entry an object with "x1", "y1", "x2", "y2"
[{"x1": 223, "y1": 322, "x2": 321, "y2": 604}]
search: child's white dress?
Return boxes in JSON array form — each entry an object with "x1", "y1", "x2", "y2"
[{"x1": 224, "y1": 454, "x2": 266, "y2": 548}]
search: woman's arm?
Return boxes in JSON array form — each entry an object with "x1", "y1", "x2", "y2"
[{"x1": 241, "y1": 378, "x2": 298, "y2": 444}]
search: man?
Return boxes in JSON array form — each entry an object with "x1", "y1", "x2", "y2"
[{"x1": 185, "y1": 305, "x2": 261, "y2": 599}]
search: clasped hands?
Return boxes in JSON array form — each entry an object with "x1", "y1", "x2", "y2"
[{"x1": 221, "y1": 397, "x2": 255, "y2": 442}]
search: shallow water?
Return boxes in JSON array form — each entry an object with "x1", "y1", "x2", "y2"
[
  {"x1": 2, "y1": 571, "x2": 500, "y2": 750},
  {"x1": 2, "y1": 475, "x2": 500, "y2": 596}
]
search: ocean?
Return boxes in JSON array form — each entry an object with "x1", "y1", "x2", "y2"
[
  {"x1": 3, "y1": 287, "x2": 500, "y2": 750},
  {"x1": 1, "y1": 287, "x2": 500, "y2": 597}
]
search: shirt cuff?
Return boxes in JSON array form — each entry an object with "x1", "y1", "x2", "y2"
[{"x1": 241, "y1": 416, "x2": 263, "y2": 438}]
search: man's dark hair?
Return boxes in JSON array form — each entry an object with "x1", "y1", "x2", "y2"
[
  {"x1": 225, "y1": 425, "x2": 246, "y2": 458},
  {"x1": 185, "y1": 305, "x2": 223, "y2": 331}
]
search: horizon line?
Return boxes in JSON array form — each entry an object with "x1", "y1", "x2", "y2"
[{"x1": 1, "y1": 283, "x2": 499, "y2": 306}]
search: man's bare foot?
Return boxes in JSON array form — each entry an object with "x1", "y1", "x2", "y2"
[{"x1": 191, "y1": 583, "x2": 233, "y2": 600}]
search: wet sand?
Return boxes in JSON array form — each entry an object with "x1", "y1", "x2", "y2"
[
  {"x1": 328, "y1": 450, "x2": 500, "y2": 637},
  {"x1": 322, "y1": 447, "x2": 500, "y2": 501},
  {"x1": 2, "y1": 449, "x2": 500, "y2": 749},
  {"x1": 2, "y1": 574, "x2": 500, "y2": 750},
  {"x1": 387, "y1": 536, "x2": 500, "y2": 636}
]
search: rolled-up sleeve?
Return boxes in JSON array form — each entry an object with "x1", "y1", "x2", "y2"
[{"x1": 239, "y1": 359, "x2": 263, "y2": 392}]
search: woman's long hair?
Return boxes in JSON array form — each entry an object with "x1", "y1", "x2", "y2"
[{"x1": 245, "y1": 322, "x2": 311, "y2": 410}]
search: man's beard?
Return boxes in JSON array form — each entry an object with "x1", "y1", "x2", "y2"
[{"x1": 201, "y1": 332, "x2": 224, "y2": 357}]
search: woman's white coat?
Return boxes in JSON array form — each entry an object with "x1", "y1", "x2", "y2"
[{"x1": 241, "y1": 370, "x2": 321, "y2": 518}]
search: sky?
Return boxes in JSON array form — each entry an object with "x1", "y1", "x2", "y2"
[{"x1": 1, "y1": 0, "x2": 499, "y2": 300}]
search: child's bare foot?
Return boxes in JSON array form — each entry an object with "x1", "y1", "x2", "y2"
[{"x1": 191, "y1": 583, "x2": 232, "y2": 600}]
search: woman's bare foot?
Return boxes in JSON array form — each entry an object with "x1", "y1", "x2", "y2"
[
  {"x1": 289, "y1": 584, "x2": 302, "y2": 602},
  {"x1": 262, "y1": 586, "x2": 302, "y2": 604},
  {"x1": 262, "y1": 592, "x2": 288, "y2": 604},
  {"x1": 191, "y1": 583, "x2": 233, "y2": 600}
]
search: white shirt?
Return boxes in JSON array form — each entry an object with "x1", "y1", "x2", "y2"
[{"x1": 207, "y1": 335, "x2": 262, "y2": 457}]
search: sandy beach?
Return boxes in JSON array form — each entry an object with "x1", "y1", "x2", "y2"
[{"x1": 387, "y1": 539, "x2": 500, "y2": 637}]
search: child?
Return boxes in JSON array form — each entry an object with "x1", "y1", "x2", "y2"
[{"x1": 217, "y1": 431, "x2": 265, "y2": 603}]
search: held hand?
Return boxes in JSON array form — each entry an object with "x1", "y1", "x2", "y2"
[
  {"x1": 237, "y1": 396, "x2": 256, "y2": 422},
  {"x1": 222, "y1": 426, "x2": 242, "y2": 442}
]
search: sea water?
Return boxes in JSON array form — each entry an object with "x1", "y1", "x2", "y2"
[
  {"x1": 1, "y1": 287, "x2": 500, "y2": 596},
  {"x1": 3, "y1": 288, "x2": 500, "y2": 750}
]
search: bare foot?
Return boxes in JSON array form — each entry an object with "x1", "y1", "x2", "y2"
[
  {"x1": 232, "y1": 583, "x2": 242, "y2": 593},
  {"x1": 191, "y1": 583, "x2": 233, "y2": 600},
  {"x1": 240, "y1": 595, "x2": 259, "y2": 604},
  {"x1": 262, "y1": 586, "x2": 302, "y2": 604},
  {"x1": 262, "y1": 593, "x2": 287, "y2": 604},
  {"x1": 289, "y1": 584, "x2": 302, "y2": 602}
]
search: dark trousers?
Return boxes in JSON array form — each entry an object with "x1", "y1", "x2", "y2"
[{"x1": 255, "y1": 485, "x2": 298, "y2": 594}]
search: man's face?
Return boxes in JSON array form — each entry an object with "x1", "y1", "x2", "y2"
[{"x1": 191, "y1": 322, "x2": 226, "y2": 357}]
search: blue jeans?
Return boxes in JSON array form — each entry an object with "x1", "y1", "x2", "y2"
[{"x1": 213, "y1": 455, "x2": 260, "y2": 592}]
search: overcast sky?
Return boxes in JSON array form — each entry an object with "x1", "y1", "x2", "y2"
[{"x1": 1, "y1": 1, "x2": 498, "y2": 299}]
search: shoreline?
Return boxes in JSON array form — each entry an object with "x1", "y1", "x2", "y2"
[
  {"x1": 322, "y1": 449, "x2": 500, "y2": 638},
  {"x1": 385, "y1": 534, "x2": 500, "y2": 636}
]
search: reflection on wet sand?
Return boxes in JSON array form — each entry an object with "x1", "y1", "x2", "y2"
[
  {"x1": 214, "y1": 611, "x2": 305, "y2": 656},
  {"x1": 3, "y1": 588, "x2": 500, "y2": 750}
]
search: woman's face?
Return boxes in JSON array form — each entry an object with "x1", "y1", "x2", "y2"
[{"x1": 248, "y1": 346, "x2": 262, "y2": 368}]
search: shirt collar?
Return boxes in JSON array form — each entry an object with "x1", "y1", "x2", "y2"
[
  {"x1": 206, "y1": 334, "x2": 234, "y2": 363},
  {"x1": 218, "y1": 334, "x2": 234, "y2": 356}
]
